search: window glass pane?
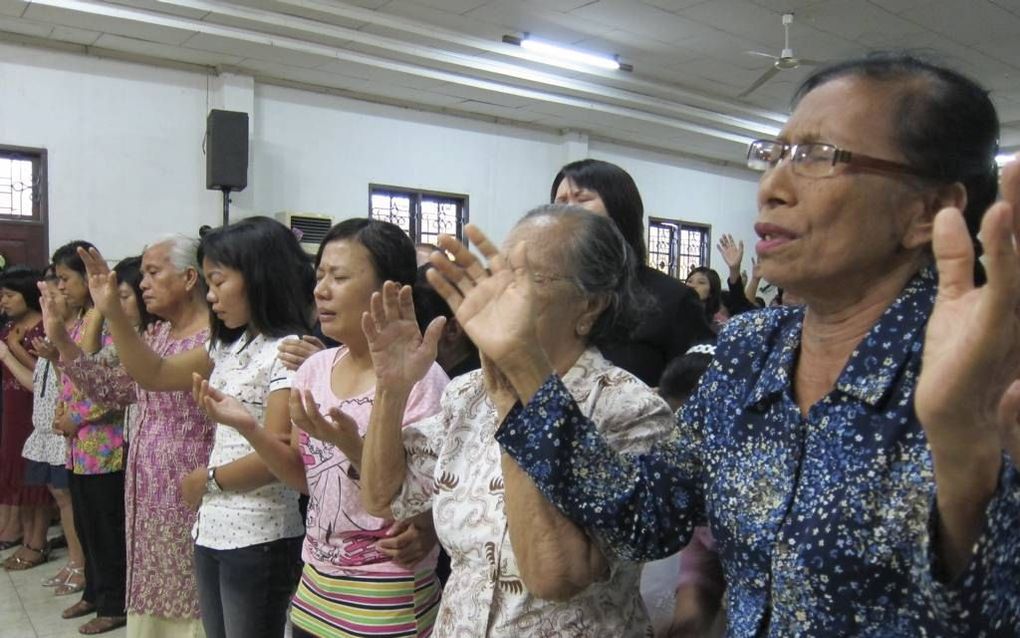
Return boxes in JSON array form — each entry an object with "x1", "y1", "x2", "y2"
[
  {"x1": 677, "y1": 224, "x2": 710, "y2": 278},
  {"x1": 0, "y1": 155, "x2": 35, "y2": 218},
  {"x1": 419, "y1": 197, "x2": 460, "y2": 246},
  {"x1": 647, "y1": 221, "x2": 676, "y2": 276},
  {"x1": 369, "y1": 192, "x2": 412, "y2": 235}
]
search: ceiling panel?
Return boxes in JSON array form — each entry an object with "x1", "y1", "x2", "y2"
[
  {"x1": 5, "y1": 0, "x2": 1020, "y2": 166},
  {"x1": 0, "y1": 0, "x2": 26, "y2": 18},
  {"x1": 49, "y1": 24, "x2": 103, "y2": 45},
  {"x1": 903, "y1": 0, "x2": 1020, "y2": 45},
  {"x1": 182, "y1": 32, "x2": 331, "y2": 67},
  {"x1": 0, "y1": 15, "x2": 52, "y2": 37},
  {"x1": 23, "y1": 3, "x2": 197, "y2": 45},
  {"x1": 105, "y1": 0, "x2": 211, "y2": 20},
  {"x1": 94, "y1": 32, "x2": 244, "y2": 65}
]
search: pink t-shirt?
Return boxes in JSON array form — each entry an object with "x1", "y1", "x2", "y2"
[{"x1": 294, "y1": 346, "x2": 448, "y2": 577}]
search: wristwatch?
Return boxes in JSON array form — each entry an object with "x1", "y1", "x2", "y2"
[{"x1": 206, "y1": 467, "x2": 223, "y2": 493}]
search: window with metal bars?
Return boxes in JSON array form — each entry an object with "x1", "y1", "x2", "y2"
[
  {"x1": 0, "y1": 147, "x2": 45, "y2": 220},
  {"x1": 647, "y1": 217, "x2": 710, "y2": 278},
  {"x1": 368, "y1": 185, "x2": 468, "y2": 245}
]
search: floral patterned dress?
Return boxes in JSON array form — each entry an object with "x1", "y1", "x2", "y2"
[{"x1": 65, "y1": 321, "x2": 214, "y2": 619}]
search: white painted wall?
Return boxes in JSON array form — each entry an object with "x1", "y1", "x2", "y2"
[
  {"x1": 252, "y1": 83, "x2": 564, "y2": 246},
  {"x1": 0, "y1": 43, "x2": 222, "y2": 259},
  {"x1": 0, "y1": 42, "x2": 761, "y2": 277}
]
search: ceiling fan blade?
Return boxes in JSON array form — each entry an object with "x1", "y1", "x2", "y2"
[
  {"x1": 798, "y1": 58, "x2": 825, "y2": 66},
  {"x1": 738, "y1": 66, "x2": 780, "y2": 98},
  {"x1": 746, "y1": 50, "x2": 778, "y2": 60}
]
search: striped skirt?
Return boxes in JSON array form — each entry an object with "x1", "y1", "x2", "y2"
[{"x1": 290, "y1": 564, "x2": 441, "y2": 638}]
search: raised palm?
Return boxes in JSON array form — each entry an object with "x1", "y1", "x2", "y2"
[
  {"x1": 289, "y1": 388, "x2": 361, "y2": 454},
  {"x1": 915, "y1": 157, "x2": 1020, "y2": 461},
  {"x1": 77, "y1": 246, "x2": 120, "y2": 316},
  {"x1": 192, "y1": 373, "x2": 257, "y2": 432},
  {"x1": 716, "y1": 233, "x2": 744, "y2": 271},
  {"x1": 36, "y1": 283, "x2": 67, "y2": 343},
  {"x1": 427, "y1": 226, "x2": 540, "y2": 366},
  {"x1": 362, "y1": 281, "x2": 444, "y2": 392}
]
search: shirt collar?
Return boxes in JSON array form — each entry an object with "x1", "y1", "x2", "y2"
[{"x1": 741, "y1": 267, "x2": 937, "y2": 410}]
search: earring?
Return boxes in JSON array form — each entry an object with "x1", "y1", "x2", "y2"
[{"x1": 576, "y1": 323, "x2": 590, "y2": 336}]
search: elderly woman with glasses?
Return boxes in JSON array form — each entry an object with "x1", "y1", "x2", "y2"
[
  {"x1": 358, "y1": 205, "x2": 676, "y2": 636},
  {"x1": 424, "y1": 54, "x2": 1020, "y2": 635}
]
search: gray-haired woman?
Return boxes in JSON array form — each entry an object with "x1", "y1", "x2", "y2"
[
  {"x1": 61, "y1": 235, "x2": 215, "y2": 637},
  {"x1": 359, "y1": 205, "x2": 675, "y2": 636},
  {"x1": 424, "y1": 54, "x2": 1020, "y2": 635}
]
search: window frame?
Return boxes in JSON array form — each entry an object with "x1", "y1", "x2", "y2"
[
  {"x1": 367, "y1": 184, "x2": 469, "y2": 244},
  {"x1": 647, "y1": 216, "x2": 711, "y2": 278},
  {"x1": 0, "y1": 144, "x2": 47, "y2": 224}
]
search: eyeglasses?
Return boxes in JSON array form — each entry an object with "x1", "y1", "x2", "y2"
[
  {"x1": 505, "y1": 258, "x2": 577, "y2": 289},
  {"x1": 746, "y1": 139, "x2": 932, "y2": 179}
]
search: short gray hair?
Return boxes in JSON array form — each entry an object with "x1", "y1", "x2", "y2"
[
  {"x1": 145, "y1": 234, "x2": 200, "y2": 274},
  {"x1": 518, "y1": 204, "x2": 644, "y2": 346}
]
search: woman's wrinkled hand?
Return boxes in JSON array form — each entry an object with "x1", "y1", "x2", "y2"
[
  {"x1": 427, "y1": 225, "x2": 543, "y2": 372},
  {"x1": 362, "y1": 281, "x2": 445, "y2": 393}
]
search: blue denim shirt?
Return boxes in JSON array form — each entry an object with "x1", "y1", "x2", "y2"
[{"x1": 496, "y1": 268, "x2": 1019, "y2": 636}]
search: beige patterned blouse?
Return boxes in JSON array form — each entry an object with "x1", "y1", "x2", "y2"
[{"x1": 392, "y1": 348, "x2": 674, "y2": 637}]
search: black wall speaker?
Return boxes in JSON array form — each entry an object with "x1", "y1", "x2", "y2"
[{"x1": 206, "y1": 109, "x2": 249, "y2": 192}]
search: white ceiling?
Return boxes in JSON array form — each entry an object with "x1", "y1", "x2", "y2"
[{"x1": 2, "y1": 0, "x2": 1019, "y2": 167}]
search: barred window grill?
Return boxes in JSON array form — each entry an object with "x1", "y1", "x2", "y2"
[
  {"x1": 0, "y1": 154, "x2": 40, "y2": 219},
  {"x1": 369, "y1": 186, "x2": 467, "y2": 244},
  {"x1": 647, "y1": 217, "x2": 710, "y2": 278}
]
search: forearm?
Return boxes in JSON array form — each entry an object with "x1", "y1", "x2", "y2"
[
  {"x1": 495, "y1": 376, "x2": 703, "y2": 562},
  {"x1": 62, "y1": 355, "x2": 136, "y2": 408},
  {"x1": 101, "y1": 305, "x2": 168, "y2": 390},
  {"x1": 0, "y1": 352, "x2": 34, "y2": 389},
  {"x1": 744, "y1": 276, "x2": 762, "y2": 307},
  {"x1": 47, "y1": 321, "x2": 84, "y2": 364},
  {"x1": 502, "y1": 453, "x2": 606, "y2": 601},
  {"x1": 6, "y1": 337, "x2": 37, "y2": 370},
  {"x1": 212, "y1": 452, "x2": 280, "y2": 492},
  {"x1": 240, "y1": 427, "x2": 308, "y2": 493},
  {"x1": 361, "y1": 386, "x2": 412, "y2": 517},
  {"x1": 726, "y1": 276, "x2": 756, "y2": 315},
  {"x1": 931, "y1": 443, "x2": 1002, "y2": 579},
  {"x1": 499, "y1": 345, "x2": 554, "y2": 405}
]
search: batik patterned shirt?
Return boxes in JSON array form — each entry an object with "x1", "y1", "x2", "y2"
[
  {"x1": 496, "y1": 268, "x2": 1020, "y2": 637},
  {"x1": 394, "y1": 348, "x2": 674, "y2": 637}
]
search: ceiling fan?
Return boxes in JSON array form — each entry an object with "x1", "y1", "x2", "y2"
[{"x1": 739, "y1": 13, "x2": 821, "y2": 98}]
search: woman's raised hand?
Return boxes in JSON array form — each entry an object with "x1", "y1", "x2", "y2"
[
  {"x1": 77, "y1": 246, "x2": 120, "y2": 316},
  {"x1": 716, "y1": 233, "x2": 745, "y2": 273},
  {"x1": 917, "y1": 155, "x2": 1020, "y2": 470},
  {"x1": 426, "y1": 225, "x2": 542, "y2": 370},
  {"x1": 289, "y1": 388, "x2": 361, "y2": 455},
  {"x1": 192, "y1": 373, "x2": 258, "y2": 432},
  {"x1": 362, "y1": 281, "x2": 445, "y2": 392},
  {"x1": 35, "y1": 282, "x2": 65, "y2": 342}
]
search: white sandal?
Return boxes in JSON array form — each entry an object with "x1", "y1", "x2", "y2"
[{"x1": 41, "y1": 563, "x2": 74, "y2": 587}]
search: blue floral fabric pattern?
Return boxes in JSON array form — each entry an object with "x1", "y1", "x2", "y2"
[{"x1": 496, "y1": 267, "x2": 1019, "y2": 636}]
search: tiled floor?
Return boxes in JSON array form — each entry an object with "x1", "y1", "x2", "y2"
[{"x1": 0, "y1": 542, "x2": 126, "y2": 638}]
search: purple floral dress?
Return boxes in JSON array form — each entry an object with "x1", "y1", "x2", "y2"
[{"x1": 66, "y1": 321, "x2": 214, "y2": 619}]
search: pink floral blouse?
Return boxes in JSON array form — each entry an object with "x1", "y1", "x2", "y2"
[{"x1": 59, "y1": 317, "x2": 125, "y2": 474}]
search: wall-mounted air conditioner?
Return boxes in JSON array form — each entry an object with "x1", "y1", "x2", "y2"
[{"x1": 276, "y1": 212, "x2": 334, "y2": 255}]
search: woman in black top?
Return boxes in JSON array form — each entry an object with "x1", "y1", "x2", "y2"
[{"x1": 551, "y1": 159, "x2": 712, "y2": 386}]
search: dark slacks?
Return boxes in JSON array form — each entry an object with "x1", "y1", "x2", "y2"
[{"x1": 68, "y1": 470, "x2": 127, "y2": 617}]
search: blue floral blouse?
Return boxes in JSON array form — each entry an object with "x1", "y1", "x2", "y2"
[{"x1": 496, "y1": 267, "x2": 1019, "y2": 636}]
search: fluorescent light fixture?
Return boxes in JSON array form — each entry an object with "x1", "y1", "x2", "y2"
[
  {"x1": 996, "y1": 153, "x2": 1017, "y2": 168},
  {"x1": 503, "y1": 35, "x2": 631, "y2": 72}
]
